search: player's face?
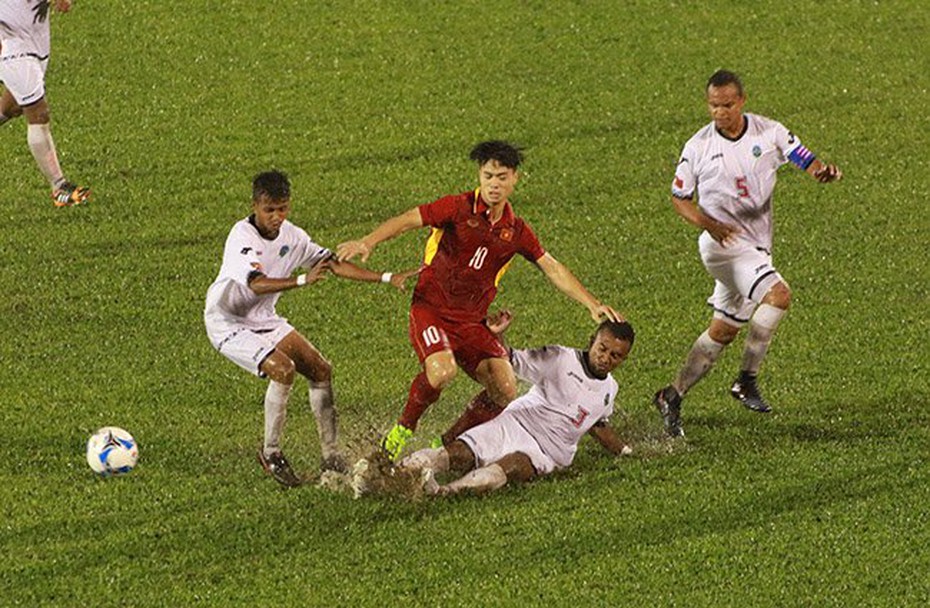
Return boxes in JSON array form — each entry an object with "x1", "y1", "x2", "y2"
[
  {"x1": 706, "y1": 84, "x2": 746, "y2": 136},
  {"x1": 478, "y1": 160, "x2": 519, "y2": 206},
  {"x1": 587, "y1": 332, "x2": 631, "y2": 377},
  {"x1": 252, "y1": 194, "x2": 290, "y2": 239}
]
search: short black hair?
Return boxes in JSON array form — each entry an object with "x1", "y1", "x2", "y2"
[
  {"x1": 469, "y1": 140, "x2": 523, "y2": 169},
  {"x1": 706, "y1": 70, "x2": 744, "y2": 97},
  {"x1": 252, "y1": 170, "x2": 291, "y2": 201},
  {"x1": 595, "y1": 319, "x2": 635, "y2": 346}
]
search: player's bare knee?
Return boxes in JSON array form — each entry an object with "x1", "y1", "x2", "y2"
[
  {"x1": 708, "y1": 322, "x2": 739, "y2": 345},
  {"x1": 764, "y1": 282, "x2": 792, "y2": 310},
  {"x1": 426, "y1": 360, "x2": 457, "y2": 390},
  {"x1": 500, "y1": 453, "x2": 536, "y2": 483},
  {"x1": 262, "y1": 354, "x2": 295, "y2": 385}
]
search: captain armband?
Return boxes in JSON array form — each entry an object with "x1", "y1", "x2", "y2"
[{"x1": 787, "y1": 145, "x2": 817, "y2": 170}]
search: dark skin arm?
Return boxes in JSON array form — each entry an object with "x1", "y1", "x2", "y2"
[
  {"x1": 247, "y1": 258, "x2": 420, "y2": 295},
  {"x1": 588, "y1": 421, "x2": 631, "y2": 456}
]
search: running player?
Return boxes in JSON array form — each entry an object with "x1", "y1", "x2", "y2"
[
  {"x1": 654, "y1": 70, "x2": 843, "y2": 438},
  {"x1": 0, "y1": 0, "x2": 90, "y2": 206},
  {"x1": 336, "y1": 141, "x2": 622, "y2": 460},
  {"x1": 389, "y1": 315, "x2": 634, "y2": 497},
  {"x1": 204, "y1": 170, "x2": 416, "y2": 487}
]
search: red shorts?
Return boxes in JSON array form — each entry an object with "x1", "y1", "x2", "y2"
[{"x1": 408, "y1": 304, "x2": 508, "y2": 378}]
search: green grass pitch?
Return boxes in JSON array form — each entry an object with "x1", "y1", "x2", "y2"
[{"x1": 1, "y1": 1, "x2": 928, "y2": 606}]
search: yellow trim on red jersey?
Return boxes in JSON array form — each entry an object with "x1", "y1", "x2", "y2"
[
  {"x1": 423, "y1": 188, "x2": 483, "y2": 265},
  {"x1": 423, "y1": 227, "x2": 443, "y2": 265},
  {"x1": 494, "y1": 258, "x2": 513, "y2": 287}
]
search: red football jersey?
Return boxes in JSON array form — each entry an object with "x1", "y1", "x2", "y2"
[{"x1": 413, "y1": 189, "x2": 545, "y2": 322}]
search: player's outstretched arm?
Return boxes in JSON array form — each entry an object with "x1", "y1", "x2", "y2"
[
  {"x1": 247, "y1": 259, "x2": 329, "y2": 295},
  {"x1": 536, "y1": 254, "x2": 622, "y2": 322},
  {"x1": 329, "y1": 260, "x2": 421, "y2": 291},
  {"x1": 588, "y1": 421, "x2": 632, "y2": 456},
  {"x1": 336, "y1": 208, "x2": 424, "y2": 262}
]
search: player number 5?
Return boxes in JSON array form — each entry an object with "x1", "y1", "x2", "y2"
[{"x1": 735, "y1": 176, "x2": 749, "y2": 198}]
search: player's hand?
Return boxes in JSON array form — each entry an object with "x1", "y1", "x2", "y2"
[
  {"x1": 389, "y1": 266, "x2": 423, "y2": 291},
  {"x1": 814, "y1": 163, "x2": 843, "y2": 183},
  {"x1": 708, "y1": 220, "x2": 739, "y2": 247},
  {"x1": 591, "y1": 304, "x2": 623, "y2": 323},
  {"x1": 486, "y1": 309, "x2": 514, "y2": 335},
  {"x1": 303, "y1": 259, "x2": 331, "y2": 285},
  {"x1": 336, "y1": 240, "x2": 371, "y2": 263}
]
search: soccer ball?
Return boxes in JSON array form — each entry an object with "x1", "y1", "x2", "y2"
[{"x1": 86, "y1": 427, "x2": 138, "y2": 476}]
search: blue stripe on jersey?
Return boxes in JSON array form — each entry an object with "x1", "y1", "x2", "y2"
[{"x1": 788, "y1": 145, "x2": 816, "y2": 170}]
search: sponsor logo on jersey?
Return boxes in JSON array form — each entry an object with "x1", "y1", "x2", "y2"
[
  {"x1": 752, "y1": 145, "x2": 762, "y2": 158},
  {"x1": 240, "y1": 247, "x2": 252, "y2": 255},
  {"x1": 567, "y1": 371, "x2": 585, "y2": 384},
  {"x1": 711, "y1": 153, "x2": 724, "y2": 161},
  {"x1": 278, "y1": 245, "x2": 290, "y2": 257}
]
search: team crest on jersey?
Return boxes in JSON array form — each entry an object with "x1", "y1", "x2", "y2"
[
  {"x1": 499, "y1": 228, "x2": 513, "y2": 242},
  {"x1": 752, "y1": 144, "x2": 762, "y2": 158},
  {"x1": 278, "y1": 245, "x2": 290, "y2": 257}
]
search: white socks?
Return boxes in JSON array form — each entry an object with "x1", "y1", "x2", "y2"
[
  {"x1": 675, "y1": 330, "x2": 727, "y2": 395},
  {"x1": 310, "y1": 381, "x2": 339, "y2": 459},
  {"x1": 263, "y1": 381, "x2": 292, "y2": 456},
  {"x1": 27, "y1": 123, "x2": 65, "y2": 188},
  {"x1": 741, "y1": 304, "x2": 786, "y2": 374},
  {"x1": 400, "y1": 448, "x2": 450, "y2": 474},
  {"x1": 444, "y1": 464, "x2": 507, "y2": 495}
]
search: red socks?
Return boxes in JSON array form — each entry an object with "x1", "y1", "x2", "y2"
[
  {"x1": 398, "y1": 372, "x2": 442, "y2": 430},
  {"x1": 440, "y1": 390, "x2": 504, "y2": 445}
]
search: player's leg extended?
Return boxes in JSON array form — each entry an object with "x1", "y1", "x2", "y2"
[
  {"x1": 276, "y1": 330, "x2": 347, "y2": 471},
  {"x1": 440, "y1": 452, "x2": 534, "y2": 497},
  {"x1": 732, "y1": 281, "x2": 791, "y2": 412},
  {"x1": 440, "y1": 357, "x2": 515, "y2": 445},
  {"x1": 655, "y1": 318, "x2": 737, "y2": 437}
]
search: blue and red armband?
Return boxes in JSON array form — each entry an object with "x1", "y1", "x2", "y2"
[{"x1": 788, "y1": 145, "x2": 816, "y2": 170}]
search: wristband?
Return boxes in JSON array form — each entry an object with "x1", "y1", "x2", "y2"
[
  {"x1": 381, "y1": 272, "x2": 393, "y2": 284},
  {"x1": 296, "y1": 274, "x2": 307, "y2": 286}
]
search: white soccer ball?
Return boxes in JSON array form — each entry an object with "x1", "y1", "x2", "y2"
[{"x1": 86, "y1": 427, "x2": 138, "y2": 476}]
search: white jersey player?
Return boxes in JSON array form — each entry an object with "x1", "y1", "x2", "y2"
[
  {"x1": 383, "y1": 314, "x2": 635, "y2": 498},
  {"x1": 0, "y1": 0, "x2": 90, "y2": 206},
  {"x1": 204, "y1": 170, "x2": 417, "y2": 487},
  {"x1": 654, "y1": 70, "x2": 842, "y2": 438}
]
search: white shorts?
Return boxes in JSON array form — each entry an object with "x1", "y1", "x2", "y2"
[
  {"x1": 699, "y1": 232, "x2": 785, "y2": 326},
  {"x1": 0, "y1": 55, "x2": 47, "y2": 106},
  {"x1": 458, "y1": 409, "x2": 557, "y2": 476},
  {"x1": 207, "y1": 321, "x2": 294, "y2": 377}
]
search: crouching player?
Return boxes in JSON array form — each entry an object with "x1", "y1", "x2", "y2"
[{"x1": 393, "y1": 313, "x2": 634, "y2": 496}]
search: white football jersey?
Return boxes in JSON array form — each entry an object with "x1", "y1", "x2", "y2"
[
  {"x1": 672, "y1": 113, "x2": 808, "y2": 250},
  {"x1": 204, "y1": 217, "x2": 331, "y2": 332},
  {"x1": 0, "y1": 0, "x2": 52, "y2": 59},
  {"x1": 506, "y1": 345, "x2": 618, "y2": 469}
]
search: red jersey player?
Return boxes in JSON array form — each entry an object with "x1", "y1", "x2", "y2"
[{"x1": 337, "y1": 141, "x2": 622, "y2": 460}]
